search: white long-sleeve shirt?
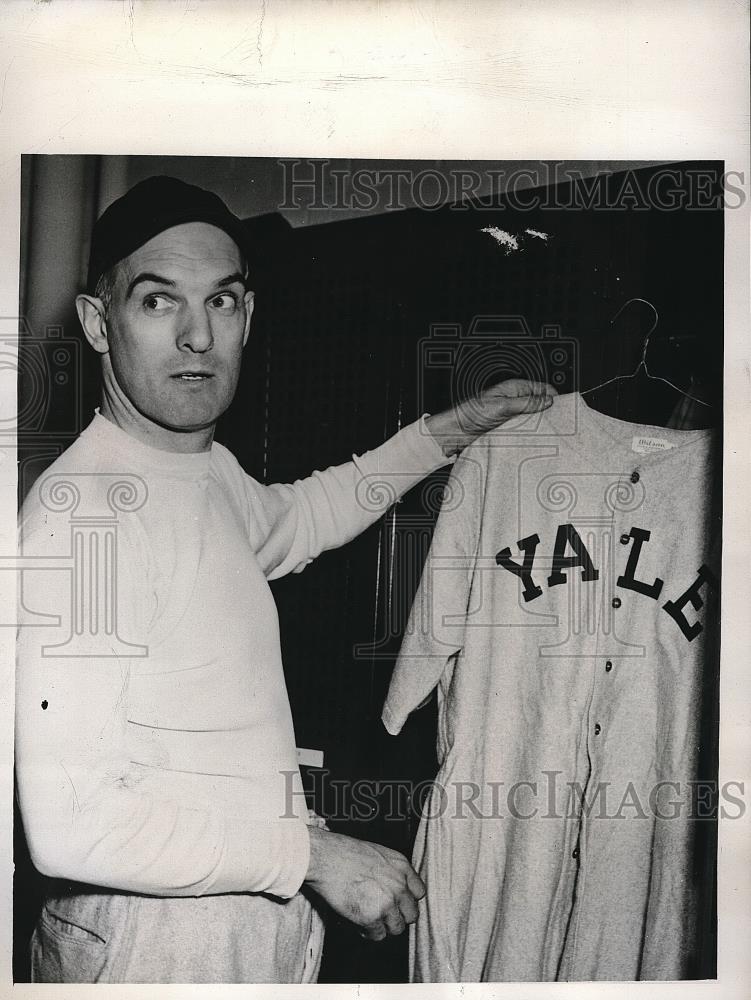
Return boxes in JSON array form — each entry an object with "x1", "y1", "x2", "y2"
[{"x1": 16, "y1": 411, "x2": 449, "y2": 900}]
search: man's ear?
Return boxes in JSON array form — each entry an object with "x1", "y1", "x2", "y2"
[
  {"x1": 75, "y1": 295, "x2": 109, "y2": 354},
  {"x1": 242, "y1": 289, "x2": 255, "y2": 347}
]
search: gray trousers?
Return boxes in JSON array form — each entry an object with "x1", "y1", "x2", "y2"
[{"x1": 30, "y1": 887, "x2": 324, "y2": 983}]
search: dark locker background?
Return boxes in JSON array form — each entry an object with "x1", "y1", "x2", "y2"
[{"x1": 15, "y1": 162, "x2": 723, "y2": 981}]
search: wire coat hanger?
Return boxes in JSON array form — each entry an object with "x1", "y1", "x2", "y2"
[{"x1": 583, "y1": 297, "x2": 712, "y2": 408}]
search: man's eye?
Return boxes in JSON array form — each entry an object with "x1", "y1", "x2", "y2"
[
  {"x1": 210, "y1": 293, "x2": 238, "y2": 312},
  {"x1": 143, "y1": 294, "x2": 173, "y2": 313}
]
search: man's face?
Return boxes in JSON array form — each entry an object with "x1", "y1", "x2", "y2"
[{"x1": 101, "y1": 222, "x2": 253, "y2": 434}]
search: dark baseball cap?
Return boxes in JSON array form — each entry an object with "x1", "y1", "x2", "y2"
[{"x1": 86, "y1": 175, "x2": 251, "y2": 294}]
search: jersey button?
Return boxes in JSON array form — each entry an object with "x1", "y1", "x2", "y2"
[
  {"x1": 620, "y1": 533, "x2": 630, "y2": 545},
  {"x1": 605, "y1": 660, "x2": 613, "y2": 672},
  {"x1": 630, "y1": 470, "x2": 640, "y2": 483},
  {"x1": 594, "y1": 723, "x2": 602, "y2": 735},
  {"x1": 612, "y1": 597, "x2": 622, "y2": 609}
]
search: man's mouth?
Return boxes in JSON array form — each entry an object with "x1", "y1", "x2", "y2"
[{"x1": 172, "y1": 372, "x2": 215, "y2": 381}]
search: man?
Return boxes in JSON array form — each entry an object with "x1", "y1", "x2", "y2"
[{"x1": 15, "y1": 176, "x2": 555, "y2": 983}]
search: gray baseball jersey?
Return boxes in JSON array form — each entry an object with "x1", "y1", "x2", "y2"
[{"x1": 383, "y1": 392, "x2": 720, "y2": 982}]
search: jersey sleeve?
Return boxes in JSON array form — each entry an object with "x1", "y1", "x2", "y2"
[
  {"x1": 381, "y1": 444, "x2": 482, "y2": 735},
  {"x1": 15, "y1": 509, "x2": 309, "y2": 900},
  {"x1": 236, "y1": 416, "x2": 451, "y2": 580}
]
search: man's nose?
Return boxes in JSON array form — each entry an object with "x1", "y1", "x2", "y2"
[{"x1": 177, "y1": 307, "x2": 213, "y2": 352}]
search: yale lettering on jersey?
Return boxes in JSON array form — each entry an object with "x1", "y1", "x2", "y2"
[{"x1": 495, "y1": 523, "x2": 717, "y2": 642}]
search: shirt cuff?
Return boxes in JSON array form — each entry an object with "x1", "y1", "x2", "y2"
[
  {"x1": 417, "y1": 413, "x2": 457, "y2": 465},
  {"x1": 381, "y1": 702, "x2": 403, "y2": 736},
  {"x1": 209, "y1": 814, "x2": 311, "y2": 899}
]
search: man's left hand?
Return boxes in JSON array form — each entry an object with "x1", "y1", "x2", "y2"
[{"x1": 424, "y1": 379, "x2": 557, "y2": 457}]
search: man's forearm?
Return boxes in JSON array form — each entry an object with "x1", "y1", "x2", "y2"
[
  {"x1": 260, "y1": 381, "x2": 555, "y2": 579},
  {"x1": 262, "y1": 415, "x2": 450, "y2": 579}
]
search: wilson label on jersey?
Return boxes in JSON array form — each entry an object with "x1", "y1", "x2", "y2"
[{"x1": 631, "y1": 435, "x2": 676, "y2": 453}]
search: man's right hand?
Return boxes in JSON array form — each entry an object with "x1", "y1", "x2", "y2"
[{"x1": 304, "y1": 826, "x2": 425, "y2": 941}]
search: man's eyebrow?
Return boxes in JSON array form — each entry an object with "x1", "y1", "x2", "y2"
[
  {"x1": 125, "y1": 271, "x2": 248, "y2": 299},
  {"x1": 125, "y1": 273, "x2": 177, "y2": 298},
  {"x1": 212, "y1": 272, "x2": 247, "y2": 290}
]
